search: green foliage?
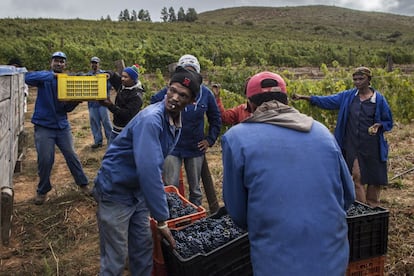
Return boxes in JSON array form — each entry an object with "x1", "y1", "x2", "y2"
[
  {"x1": 1, "y1": 7, "x2": 413, "y2": 125},
  {"x1": 2, "y1": 6, "x2": 414, "y2": 73},
  {"x1": 289, "y1": 65, "x2": 414, "y2": 128}
]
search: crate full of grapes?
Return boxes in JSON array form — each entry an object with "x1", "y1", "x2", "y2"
[
  {"x1": 151, "y1": 185, "x2": 206, "y2": 265},
  {"x1": 346, "y1": 201, "x2": 389, "y2": 262},
  {"x1": 161, "y1": 207, "x2": 252, "y2": 276}
]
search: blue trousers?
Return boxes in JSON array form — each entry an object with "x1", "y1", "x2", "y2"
[
  {"x1": 34, "y1": 125, "x2": 88, "y2": 195},
  {"x1": 95, "y1": 191, "x2": 153, "y2": 276},
  {"x1": 163, "y1": 155, "x2": 204, "y2": 206},
  {"x1": 88, "y1": 106, "x2": 112, "y2": 145}
]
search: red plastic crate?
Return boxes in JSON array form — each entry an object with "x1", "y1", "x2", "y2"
[
  {"x1": 346, "y1": 255, "x2": 385, "y2": 276},
  {"x1": 151, "y1": 185, "x2": 206, "y2": 270},
  {"x1": 162, "y1": 185, "x2": 206, "y2": 229}
]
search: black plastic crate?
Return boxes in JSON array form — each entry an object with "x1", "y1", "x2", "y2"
[
  {"x1": 161, "y1": 207, "x2": 252, "y2": 276},
  {"x1": 346, "y1": 201, "x2": 389, "y2": 262}
]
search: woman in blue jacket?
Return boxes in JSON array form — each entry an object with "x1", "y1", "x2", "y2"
[{"x1": 293, "y1": 66, "x2": 393, "y2": 207}]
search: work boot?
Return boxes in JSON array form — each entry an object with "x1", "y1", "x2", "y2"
[
  {"x1": 79, "y1": 185, "x2": 92, "y2": 196},
  {"x1": 34, "y1": 194, "x2": 46, "y2": 205},
  {"x1": 91, "y1": 143, "x2": 102, "y2": 149}
]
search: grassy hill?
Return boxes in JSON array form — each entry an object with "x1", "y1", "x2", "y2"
[{"x1": 1, "y1": 5, "x2": 413, "y2": 74}]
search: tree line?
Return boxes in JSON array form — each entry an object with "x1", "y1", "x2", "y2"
[{"x1": 99, "y1": 7, "x2": 198, "y2": 22}]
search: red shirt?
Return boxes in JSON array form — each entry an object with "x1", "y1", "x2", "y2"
[{"x1": 216, "y1": 98, "x2": 251, "y2": 126}]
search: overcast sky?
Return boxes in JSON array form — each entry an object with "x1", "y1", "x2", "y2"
[{"x1": 0, "y1": 0, "x2": 413, "y2": 21}]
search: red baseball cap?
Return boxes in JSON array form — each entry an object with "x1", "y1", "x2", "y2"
[{"x1": 246, "y1": 71, "x2": 287, "y2": 98}]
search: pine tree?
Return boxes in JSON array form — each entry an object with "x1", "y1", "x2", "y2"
[
  {"x1": 185, "y1": 8, "x2": 198, "y2": 22},
  {"x1": 177, "y1": 7, "x2": 186, "y2": 21},
  {"x1": 160, "y1": 7, "x2": 168, "y2": 22},
  {"x1": 168, "y1": 7, "x2": 176, "y2": 22}
]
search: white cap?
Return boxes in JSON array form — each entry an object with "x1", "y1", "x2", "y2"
[
  {"x1": 91, "y1": 56, "x2": 100, "y2": 63},
  {"x1": 178, "y1": 54, "x2": 200, "y2": 73}
]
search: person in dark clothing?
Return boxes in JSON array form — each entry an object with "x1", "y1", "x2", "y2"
[
  {"x1": 292, "y1": 66, "x2": 393, "y2": 207},
  {"x1": 151, "y1": 55, "x2": 221, "y2": 206},
  {"x1": 100, "y1": 64, "x2": 145, "y2": 143},
  {"x1": 87, "y1": 56, "x2": 112, "y2": 148}
]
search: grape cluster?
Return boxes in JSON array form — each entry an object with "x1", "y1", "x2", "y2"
[
  {"x1": 172, "y1": 215, "x2": 246, "y2": 259},
  {"x1": 167, "y1": 192, "x2": 197, "y2": 219},
  {"x1": 346, "y1": 202, "x2": 383, "y2": 216}
]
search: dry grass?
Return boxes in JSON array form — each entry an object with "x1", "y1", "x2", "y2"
[{"x1": 1, "y1": 89, "x2": 414, "y2": 275}]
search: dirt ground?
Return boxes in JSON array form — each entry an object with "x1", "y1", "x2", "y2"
[{"x1": 1, "y1": 88, "x2": 414, "y2": 275}]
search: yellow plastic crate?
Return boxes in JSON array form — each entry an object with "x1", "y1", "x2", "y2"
[{"x1": 57, "y1": 74, "x2": 107, "y2": 100}]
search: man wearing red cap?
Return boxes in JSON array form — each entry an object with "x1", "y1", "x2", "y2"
[{"x1": 222, "y1": 71, "x2": 355, "y2": 275}]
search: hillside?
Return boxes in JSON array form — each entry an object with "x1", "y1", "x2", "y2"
[
  {"x1": 198, "y1": 5, "x2": 414, "y2": 29},
  {"x1": 1, "y1": 5, "x2": 413, "y2": 73}
]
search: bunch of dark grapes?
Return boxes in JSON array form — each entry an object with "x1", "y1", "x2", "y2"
[
  {"x1": 346, "y1": 202, "x2": 383, "y2": 216},
  {"x1": 167, "y1": 192, "x2": 197, "y2": 219},
  {"x1": 172, "y1": 215, "x2": 246, "y2": 258}
]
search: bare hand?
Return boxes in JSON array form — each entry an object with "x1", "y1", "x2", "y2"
[
  {"x1": 99, "y1": 98, "x2": 112, "y2": 107},
  {"x1": 368, "y1": 123, "x2": 381, "y2": 135},
  {"x1": 158, "y1": 227, "x2": 176, "y2": 249},
  {"x1": 291, "y1": 93, "x2": 301, "y2": 100},
  {"x1": 291, "y1": 93, "x2": 311, "y2": 101},
  {"x1": 211, "y1": 84, "x2": 221, "y2": 98},
  {"x1": 198, "y1": 140, "x2": 210, "y2": 152}
]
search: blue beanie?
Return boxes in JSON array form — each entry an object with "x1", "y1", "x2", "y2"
[{"x1": 123, "y1": 64, "x2": 139, "y2": 83}]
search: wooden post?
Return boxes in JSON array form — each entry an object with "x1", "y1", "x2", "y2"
[
  {"x1": 114, "y1": 60, "x2": 125, "y2": 75},
  {"x1": 201, "y1": 157, "x2": 219, "y2": 214},
  {"x1": 348, "y1": 48, "x2": 353, "y2": 66},
  {"x1": 387, "y1": 54, "x2": 393, "y2": 72},
  {"x1": 1, "y1": 187, "x2": 13, "y2": 245}
]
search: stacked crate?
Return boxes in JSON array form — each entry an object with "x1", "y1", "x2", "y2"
[{"x1": 346, "y1": 201, "x2": 389, "y2": 276}]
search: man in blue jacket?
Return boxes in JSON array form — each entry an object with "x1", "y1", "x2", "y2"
[
  {"x1": 222, "y1": 71, "x2": 355, "y2": 275},
  {"x1": 151, "y1": 54, "x2": 221, "y2": 206},
  {"x1": 93, "y1": 67, "x2": 202, "y2": 275},
  {"x1": 25, "y1": 51, "x2": 89, "y2": 205},
  {"x1": 292, "y1": 67, "x2": 393, "y2": 207}
]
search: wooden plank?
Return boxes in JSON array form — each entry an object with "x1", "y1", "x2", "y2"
[
  {"x1": 10, "y1": 137, "x2": 18, "y2": 183},
  {"x1": 0, "y1": 76, "x2": 11, "y2": 102},
  {"x1": 0, "y1": 136, "x2": 11, "y2": 189},
  {"x1": 0, "y1": 99, "x2": 10, "y2": 142},
  {"x1": 18, "y1": 74, "x2": 25, "y2": 132}
]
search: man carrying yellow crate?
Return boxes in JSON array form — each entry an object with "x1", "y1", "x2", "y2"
[{"x1": 25, "y1": 51, "x2": 90, "y2": 205}]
